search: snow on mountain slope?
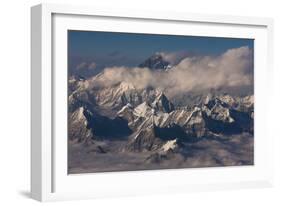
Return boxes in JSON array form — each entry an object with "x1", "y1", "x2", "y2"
[
  {"x1": 161, "y1": 139, "x2": 178, "y2": 152},
  {"x1": 204, "y1": 98, "x2": 235, "y2": 123},
  {"x1": 68, "y1": 63, "x2": 254, "y2": 152},
  {"x1": 133, "y1": 102, "x2": 154, "y2": 117},
  {"x1": 125, "y1": 120, "x2": 162, "y2": 152},
  {"x1": 241, "y1": 95, "x2": 254, "y2": 108},
  {"x1": 151, "y1": 92, "x2": 174, "y2": 113},
  {"x1": 69, "y1": 107, "x2": 93, "y2": 142}
]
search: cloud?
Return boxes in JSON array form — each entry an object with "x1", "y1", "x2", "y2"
[
  {"x1": 90, "y1": 46, "x2": 253, "y2": 97},
  {"x1": 157, "y1": 51, "x2": 190, "y2": 65},
  {"x1": 75, "y1": 62, "x2": 87, "y2": 70},
  {"x1": 92, "y1": 66, "x2": 153, "y2": 90},
  {"x1": 88, "y1": 62, "x2": 97, "y2": 70},
  {"x1": 75, "y1": 62, "x2": 97, "y2": 70}
]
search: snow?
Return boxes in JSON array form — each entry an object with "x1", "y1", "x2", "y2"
[
  {"x1": 74, "y1": 79, "x2": 90, "y2": 91},
  {"x1": 154, "y1": 113, "x2": 169, "y2": 126},
  {"x1": 184, "y1": 107, "x2": 201, "y2": 125},
  {"x1": 70, "y1": 107, "x2": 88, "y2": 126},
  {"x1": 133, "y1": 102, "x2": 152, "y2": 117},
  {"x1": 219, "y1": 94, "x2": 236, "y2": 106},
  {"x1": 165, "y1": 65, "x2": 173, "y2": 70},
  {"x1": 76, "y1": 107, "x2": 85, "y2": 120},
  {"x1": 161, "y1": 139, "x2": 178, "y2": 152},
  {"x1": 175, "y1": 110, "x2": 186, "y2": 122},
  {"x1": 118, "y1": 81, "x2": 135, "y2": 92},
  {"x1": 69, "y1": 77, "x2": 76, "y2": 84},
  {"x1": 204, "y1": 95, "x2": 211, "y2": 104},
  {"x1": 242, "y1": 95, "x2": 254, "y2": 107},
  {"x1": 117, "y1": 103, "x2": 133, "y2": 115},
  {"x1": 156, "y1": 91, "x2": 164, "y2": 100},
  {"x1": 210, "y1": 103, "x2": 234, "y2": 123},
  {"x1": 93, "y1": 81, "x2": 136, "y2": 107},
  {"x1": 151, "y1": 91, "x2": 164, "y2": 107}
]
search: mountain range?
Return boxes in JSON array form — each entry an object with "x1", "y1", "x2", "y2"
[{"x1": 68, "y1": 52, "x2": 254, "y2": 173}]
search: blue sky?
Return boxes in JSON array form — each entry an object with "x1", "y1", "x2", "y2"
[{"x1": 68, "y1": 30, "x2": 254, "y2": 76}]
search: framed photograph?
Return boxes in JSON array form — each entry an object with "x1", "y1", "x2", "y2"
[{"x1": 31, "y1": 3, "x2": 274, "y2": 201}]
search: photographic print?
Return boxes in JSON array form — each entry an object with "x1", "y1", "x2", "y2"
[{"x1": 68, "y1": 31, "x2": 254, "y2": 174}]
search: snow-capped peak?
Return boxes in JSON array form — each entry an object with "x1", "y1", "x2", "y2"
[
  {"x1": 139, "y1": 53, "x2": 171, "y2": 70},
  {"x1": 70, "y1": 107, "x2": 89, "y2": 126},
  {"x1": 152, "y1": 92, "x2": 174, "y2": 113},
  {"x1": 133, "y1": 102, "x2": 153, "y2": 117},
  {"x1": 204, "y1": 94, "x2": 211, "y2": 105}
]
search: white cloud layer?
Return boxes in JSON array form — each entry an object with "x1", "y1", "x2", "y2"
[
  {"x1": 157, "y1": 51, "x2": 190, "y2": 65},
  {"x1": 91, "y1": 46, "x2": 253, "y2": 96}
]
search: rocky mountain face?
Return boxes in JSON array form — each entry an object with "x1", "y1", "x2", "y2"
[
  {"x1": 69, "y1": 73, "x2": 253, "y2": 150},
  {"x1": 68, "y1": 53, "x2": 254, "y2": 172},
  {"x1": 139, "y1": 53, "x2": 172, "y2": 70},
  {"x1": 117, "y1": 92, "x2": 253, "y2": 152},
  {"x1": 68, "y1": 107, "x2": 93, "y2": 143}
]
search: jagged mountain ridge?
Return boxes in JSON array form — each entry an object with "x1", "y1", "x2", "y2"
[
  {"x1": 69, "y1": 87, "x2": 253, "y2": 153},
  {"x1": 117, "y1": 92, "x2": 253, "y2": 152},
  {"x1": 69, "y1": 77, "x2": 161, "y2": 115},
  {"x1": 68, "y1": 52, "x2": 254, "y2": 155},
  {"x1": 69, "y1": 71, "x2": 253, "y2": 115}
]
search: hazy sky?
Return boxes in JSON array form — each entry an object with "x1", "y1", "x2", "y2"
[{"x1": 68, "y1": 30, "x2": 254, "y2": 76}]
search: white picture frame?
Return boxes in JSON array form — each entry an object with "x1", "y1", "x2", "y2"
[{"x1": 31, "y1": 3, "x2": 274, "y2": 202}]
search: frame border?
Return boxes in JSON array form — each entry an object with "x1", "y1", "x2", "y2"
[{"x1": 31, "y1": 3, "x2": 274, "y2": 201}]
